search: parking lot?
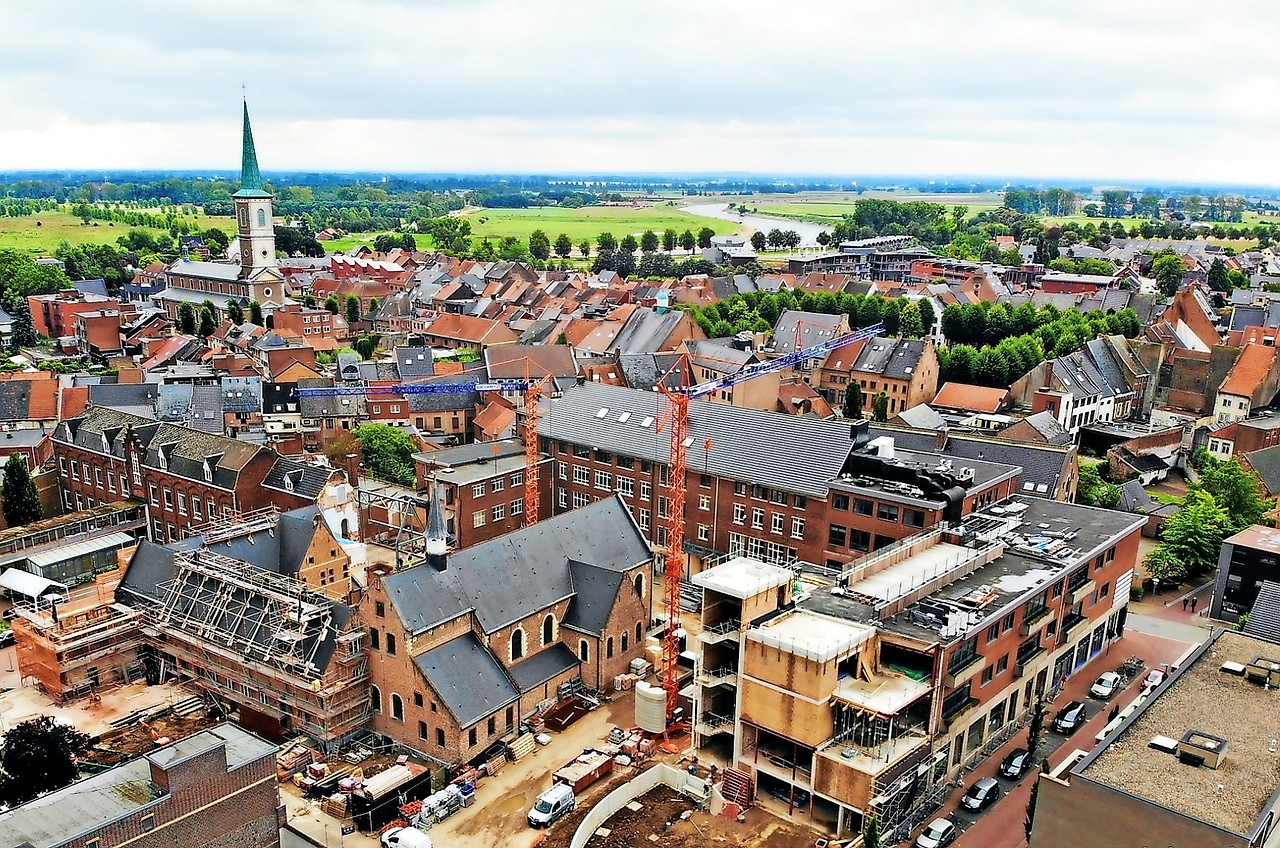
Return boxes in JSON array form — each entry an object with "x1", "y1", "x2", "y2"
[{"x1": 899, "y1": 626, "x2": 1200, "y2": 848}]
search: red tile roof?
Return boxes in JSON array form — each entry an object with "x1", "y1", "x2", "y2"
[
  {"x1": 1220, "y1": 343, "x2": 1278, "y2": 398},
  {"x1": 933, "y1": 382, "x2": 1012, "y2": 413}
]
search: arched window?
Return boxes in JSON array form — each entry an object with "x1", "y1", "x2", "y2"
[
  {"x1": 579, "y1": 639, "x2": 589, "y2": 662},
  {"x1": 636, "y1": 622, "x2": 643, "y2": 644},
  {"x1": 256, "y1": 208, "x2": 267, "y2": 227},
  {"x1": 542, "y1": 614, "x2": 555, "y2": 646},
  {"x1": 511, "y1": 628, "x2": 525, "y2": 661},
  {"x1": 606, "y1": 637, "x2": 614, "y2": 659},
  {"x1": 622, "y1": 632, "x2": 629, "y2": 652},
  {"x1": 370, "y1": 685, "x2": 381, "y2": 713},
  {"x1": 238, "y1": 207, "x2": 248, "y2": 228},
  {"x1": 634, "y1": 573, "x2": 645, "y2": 598},
  {"x1": 391, "y1": 693, "x2": 404, "y2": 721}
]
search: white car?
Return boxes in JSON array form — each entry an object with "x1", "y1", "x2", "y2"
[
  {"x1": 381, "y1": 828, "x2": 432, "y2": 848},
  {"x1": 916, "y1": 818, "x2": 957, "y2": 848},
  {"x1": 1089, "y1": 671, "x2": 1122, "y2": 700},
  {"x1": 1142, "y1": 668, "x2": 1166, "y2": 691}
]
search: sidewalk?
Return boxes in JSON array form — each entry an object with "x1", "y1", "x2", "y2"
[
  {"x1": 1128, "y1": 580, "x2": 1214, "y2": 627},
  {"x1": 905, "y1": 629, "x2": 1199, "y2": 848}
]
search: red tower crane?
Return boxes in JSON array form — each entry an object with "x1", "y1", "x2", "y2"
[{"x1": 655, "y1": 322, "x2": 884, "y2": 721}]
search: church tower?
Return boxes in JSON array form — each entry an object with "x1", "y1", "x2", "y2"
[{"x1": 233, "y1": 101, "x2": 277, "y2": 280}]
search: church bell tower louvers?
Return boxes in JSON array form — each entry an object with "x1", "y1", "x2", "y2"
[{"x1": 233, "y1": 101, "x2": 277, "y2": 280}]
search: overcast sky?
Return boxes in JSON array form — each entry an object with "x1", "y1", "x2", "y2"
[{"x1": 3, "y1": 0, "x2": 1278, "y2": 185}]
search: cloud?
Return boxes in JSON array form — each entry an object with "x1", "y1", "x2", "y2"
[{"x1": 1, "y1": 0, "x2": 1278, "y2": 184}]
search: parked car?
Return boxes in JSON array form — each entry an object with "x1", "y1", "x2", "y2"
[
  {"x1": 999, "y1": 748, "x2": 1031, "y2": 779},
  {"x1": 915, "y1": 818, "x2": 957, "y2": 848},
  {"x1": 1089, "y1": 672, "x2": 1122, "y2": 700},
  {"x1": 960, "y1": 776, "x2": 1001, "y2": 812},
  {"x1": 0, "y1": 629, "x2": 14, "y2": 647},
  {"x1": 765, "y1": 783, "x2": 810, "y2": 807},
  {"x1": 1142, "y1": 668, "x2": 1167, "y2": 691},
  {"x1": 381, "y1": 828, "x2": 433, "y2": 848},
  {"x1": 527, "y1": 783, "x2": 575, "y2": 828},
  {"x1": 1053, "y1": 701, "x2": 1088, "y2": 733}
]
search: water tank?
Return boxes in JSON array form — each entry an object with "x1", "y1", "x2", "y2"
[{"x1": 635, "y1": 681, "x2": 667, "y2": 734}]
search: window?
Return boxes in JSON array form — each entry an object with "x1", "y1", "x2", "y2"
[
  {"x1": 473, "y1": 482, "x2": 486, "y2": 497},
  {"x1": 986, "y1": 623, "x2": 1000, "y2": 644},
  {"x1": 621, "y1": 632, "x2": 629, "y2": 651},
  {"x1": 369, "y1": 627, "x2": 380, "y2": 650},
  {"x1": 793, "y1": 494, "x2": 807, "y2": 510},
  {"x1": 1001, "y1": 611, "x2": 1015, "y2": 633},
  {"x1": 791, "y1": 518, "x2": 805, "y2": 539},
  {"x1": 256, "y1": 207, "x2": 266, "y2": 227},
  {"x1": 140, "y1": 814, "x2": 155, "y2": 832},
  {"x1": 771, "y1": 489, "x2": 787, "y2": 506},
  {"x1": 148, "y1": 484, "x2": 158, "y2": 506},
  {"x1": 980, "y1": 666, "x2": 994, "y2": 686},
  {"x1": 996, "y1": 654, "x2": 1009, "y2": 676},
  {"x1": 558, "y1": 488, "x2": 567, "y2": 508},
  {"x1": 948, "y1": 638, "x2": 978, "y2": 674},
  {"x1": 617, "y1": 456, "x2": 635, "y2": 470},
  {"x1": 511, "y1": 499, "x2": 523, "y2": 516},
  {"x1": 371, "y1": 685, "x2": 381, "y2": 712},
  {"x1": 829, "y1": 525, "x2": 847, "y2": 547},
  {"x1": 542, "y1": 614, "x2": 555, "y2": 645},
  {"x1": 511, "y1": 628, "x2": 525, "y2": 661},
  {"x1": 832, "y1": 494, "x2": 849, "y2": 511},
  {"x1": 490, "y1": 503, "x2": 505, "y2": 522},
  {"x1": 638, "y1": 508, "x2": 650, "y2": 530},
  {"x1": 752, "y1": 484, "x2": 768, "y2": 500},
  {"x1": 557, "y1": 461, "x2": 568, "y2": 480},
  {"x1": 579, "y1": 640, "x2": 589, "y2": 662},
  {"x1": 697, "y1": 524, "x2": 710, "y2": 541},
  {"x1": 386, "y1": 634, "x2": 397, "y2": 656},
  {"x1": 698, "y1": 494, "x2": 711, "y2": 511},
  {"x1": 751, "y1": 508, "x2": 765, "y2": 529},
  {"x1": 436, "y1": 728, "x2": 445, "y2": 748},
  {"x1": 616, "y1": 476, "x2": 634, "y2": 496},
  {"x1": 58, "y1": 456, "x2": 66, "y2": 476},
  {"x1": 573, "y1": 445, "x2": 591, "y2": 458},
  {"x1": 391, "y1": 693, "x2": 404, "y2": 721},
  {"x1": 488, "y1": 716, "x2": 496, "y2": 736},
  {"x1": 733, "y1": 504, "x2": 746, "y2": 524},
  {"x1": 177, "y1": 492, "x2": 187, "y2": 515},
  {"x1": 375, "y1": 601, "x2": 385, "y2": 618},
  {"x1": 572, "y1": 491, "x2": 591, "y2": 508},
  {"x1": 510, "y1": 471, "x2": 523, "y2": 486},
  {"x1": 849, "y1": 529, "x2": 871, "y2": 552},
  {"x1": 473, "y1": 510, "x2": 486, "y2": 528},
  {"x1": 208, "y1": 498, "x2": 216, "y2": 518},
  {"x1": 94, "y1": 466, "x2": 102, "y2": 486},
  {"x1": 640, "y1": 481, "x2": 651, "y2": 501},
  {"x1": 492, "y1": 477, "x2": 505, "y2": 493},
  {"x1": 734, "y1": 482, "x2": 748, "y2": 496},
  {"x1": 1099, "y1": 581, "x2": 1111, "y2": 598},
  {"x1": 107, "y1": 473, "x2": 116, "y2": 492},
  {"x1": 419, "y1": 720, "x2": 429, "y2": 740},
  {"x1": 573, "y1": 466, "x2": 589, "y2": 485},
  {"x1": 658, "y1": 496, "x2": 671, "y2": 519},
  {"x1": 771, "y1": 513, "x2": 784, "y2": 534},
  {"x1": 854, "y1": 498, "x2": 873, "y2": 516},
  {"x1": 163, "y1": 488, "x2": 173, "y2": 509},
  {"x1": 606, "y1": 636, "x2": 614, "y2": 659},
  {"x1": 877, "y1": 503, "x2": 899, "y2": 522},
  {"x1": 468, "y1": 727, "x2": 477, "y2": 747},
  {"x1": 595, "y1": 470, "x2": 613, "y2": 491},
  {"x1": 903, "y1": 509, "x2": 926, "y2": 527}
]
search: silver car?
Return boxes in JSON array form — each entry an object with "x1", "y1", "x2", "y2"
[{"x1": 916, "y1": 818, "x2": 957, "y2": 848}]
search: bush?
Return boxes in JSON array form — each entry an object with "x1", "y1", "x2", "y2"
[{"x1": 1129, "y1": 584, "x2": 1145, "y2": 601}]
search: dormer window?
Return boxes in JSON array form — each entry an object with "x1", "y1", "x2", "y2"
[{"x1": 204, "y1": 460, "x2": 214, "y2": 482}]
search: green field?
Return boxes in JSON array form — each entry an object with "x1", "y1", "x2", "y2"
[
  {"x1": 736, "y1": 191, "x2": 1005, "y2": 224},
  {"x1": 457, "y1": 204, "x2": 735, "y2": 244},
  {"x1": 0, "y1": 209, "x2": 233, "y2": 255}
]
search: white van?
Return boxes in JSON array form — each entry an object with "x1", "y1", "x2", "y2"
[
  {"x1": 527, "y1": 783, "x2": 575, "y2": 828},
  {"x1": 381, "y1": 827, "x2": 432, "y2": 848}
]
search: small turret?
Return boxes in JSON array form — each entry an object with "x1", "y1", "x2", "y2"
[{"x1": 425, "y1": 482, "x2": 448, "y2": 572}]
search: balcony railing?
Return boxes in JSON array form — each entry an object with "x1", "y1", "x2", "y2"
[
  {"x1": 697, "y1": 665, "x2": 738, "y2": 687},
  {"x1": 698, "y1": 619, "x2": 742, "y2": 644}
]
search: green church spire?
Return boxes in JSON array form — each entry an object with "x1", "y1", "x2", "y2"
[{"x1": 233, "y1": 100, "x2": 271, "y2": 198}]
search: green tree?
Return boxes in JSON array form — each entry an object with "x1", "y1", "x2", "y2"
[
  {"x1": 324, "y1": 295, "x2": 340, "y2": 315},
  {"x1": 662, "y1": 229, "x2": 677, "y2": 252},
  {"x1": 353, "y1": 423, "x2": 418, "y2": 486},
  {"x1": 577, "y1": 240, "x2": 591, "y2": 258},
  {"x1": 1194, "y1": 459, "x2": 1270, "y2": 531},
  {"x1": 899, "y1": 301, "x2": 925, "y2": 339},
  {"x1": 528, "y1": 229, "x2": 551, "y2": 261},
  {"x1": 177, "y1": 302, "x2": 196, "y2": 335},
  {"x1": 354, "y1": 335, "x2": 380, "y2": 360},
  {"x1": 1159, "y1": 489, "x2": 1233, "y2": 577},
  {"x1": 9, "y1": 302, "x2": 36, "y2": 350},
  {"x1": 679, "y1": 230, "x2": 696, "y2": 252},
  {"x1": 1227, "y1": 269, "x2": 1248, "y2": 289},
  {"x1": 197, "y1": 306, "x2": 216, "y2": 338},
  {"x1": 0, "y1": 715, "x2": 91, "y2": 806},
  {"x1": 226, "y1": 300, "x2": 244, "y2": 325},
  {"x1": 1025, "y1": 762, "x2": 1047, "y2": 844},
  {"x1": 862, "y1": 812, "x2": 881, "y2": 848},
  {"x1": 1076, "y1": 462, "x2": 1120, "y2": 509},
  {"x1": 917, "y1": 298, "x2": 937, "y2": 336},
  {"x1": 1151, "y1": 252, "x2": 1185, "y2": 297},
  {"x1": 2, "y1": 454, "x2": 41, "y2": 527},
  {"x1": 872, "y1": 391, "x2": 889, "y2": 422},
  {"x1": 596, "y1": 232, "x2": 618, "y2": 252},
  {"x1": 697, "y1": 227, "x2": 715, "y2": 248},
  {"x1": 1144, "y1": 545, "x2": 1187, "y2": 586},
  {"x1": 248, "y1": 300, "x2": 263, "y2": 326},
  {"x1": 1026, "y1": 698, "x2": 1047, "y2": 764},
  {"x1": 553, "y1": 233, "x2": 573, "y2": 259},
  {"x1": 619, "y1": 234, "x2": 639, "y2": 255},
  {"x1": 750, "y1": 231, "x2": 767, "y2": 252},
  {"x1": 640, "y1": 230, "x2": 659, "y2": 252},
  {"x1": 843, "y1": 383, "x2": 864, "y2": 419},
  {"x1": 346, "y1": 295, "x2": 361, "y2": 325}
]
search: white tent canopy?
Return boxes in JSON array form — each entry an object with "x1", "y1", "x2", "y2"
[{"x1": 0, "y1": 568, "x2": 66, "y2": 600}]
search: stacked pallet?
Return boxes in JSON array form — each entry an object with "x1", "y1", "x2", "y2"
[
  {"x1": 507, "y1": 734, "x2": 536, "y2": 762},
  {"x1": 322, "y1": 794, "x2": 348, "y2": 818}
]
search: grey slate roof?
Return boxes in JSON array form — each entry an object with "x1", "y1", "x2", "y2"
[
  {"x1": 415, "y1": 633, "x2": 519, "y2": 727},
  {"x1": 262, "y1": 458, "x2": 332, "y2": 499},
  {"x1": 616, "y1": 352, "x2": 682, "y2": 391},
  {"x1": 852, "y1": 336, "x2": 927, "y2": 379},
  {"x1": 610, "y1": 308, "x2": 686, "y2": 355},
  {"x1": 1245, "y1": 444, "x2": 1280, "y2": 496},
  {"x1": 564, "y1": 560, "x2": 627, "y2": 635},
  {"x1": 1018, "y1": 411, "x2": 1073, "y2": 446},
  {"x1": 540, "y1": 383, "x2": 858, "y2": 497},
  {"x1": 509, "y1": 643, "x2": 580, "y2": 692},
  {"x1": 772, "y1": 309, "x2": 843, "y2": 354},
  {"x1": 167, "y1": 258, "x2": 243, "y2": 281},
  {"x1": 382, "y1": 495, "x2": 649, "y2": 635},
  {"x1": 1244, "y1": 581, "x2": 1280, "y2": 644},
  {"x1": 89, "y1": 382, "x2": 160, "y2": 413},
  {"x1": 395, "y1": 347, "x2": 437, "y2": 381},
  {"x1": 895, "y1": 403, "x2": 947, "y2": 430}
]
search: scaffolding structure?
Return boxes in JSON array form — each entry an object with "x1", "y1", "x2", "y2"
[{"x1": 182, "y1": 504, "x2": 280, "y2": 542}]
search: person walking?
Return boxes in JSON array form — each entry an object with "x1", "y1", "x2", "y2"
[
  {"x1": 1182, "y1": 598, "x2": 1189, "y2": 611},
  {"x1": 1191, "y1": 596, "x2": 1199, "y2": 614}
]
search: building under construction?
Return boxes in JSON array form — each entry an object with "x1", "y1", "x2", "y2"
[{"x1": 15, "y1": 505, "x2": 370, "y2": 751}]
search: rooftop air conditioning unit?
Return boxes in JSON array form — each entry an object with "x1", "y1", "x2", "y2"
[
  {"x1": 1177, "y1": 730, "x2": 1227, "y2": 769},
  {"x1": 1245, "y1": 656, "x2": 1280, "y2": 687}
]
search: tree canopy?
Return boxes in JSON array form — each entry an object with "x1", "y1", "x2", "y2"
[
  {"x1": 353, "y1": 423, "x2": 418, "y2": 486},
  {"x1": 0, "y1": 715, "x2": 91, "y2": 805},
  {"x1": 2, "y1": 454, "x2": 41, "y2": 527}
]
